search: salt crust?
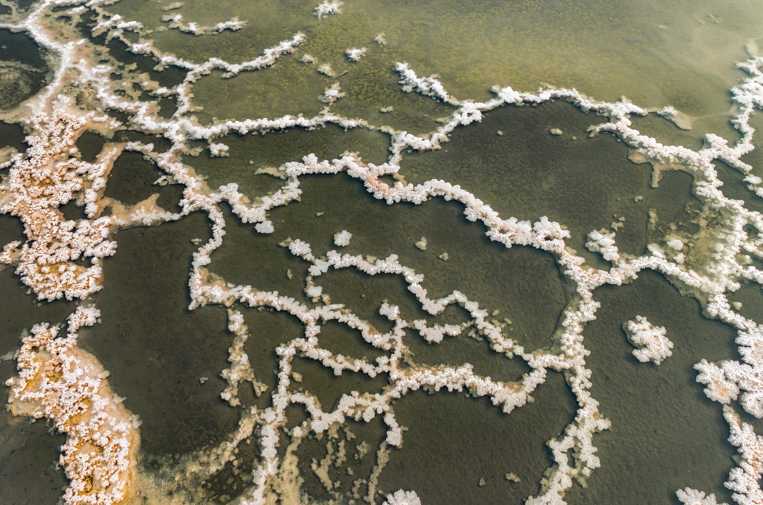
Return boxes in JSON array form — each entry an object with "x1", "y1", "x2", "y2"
[
  {"x1": 5, "y1": 307, "x2": 141, "y2": 505},
  {"x1": 623, "y1": 316, "x2": 673, "y2": 365},
  {"x1": 333, "y1": 229, "x2": 352, "y2": 247},
  {"x1": 0, "y1": 112, "x2": 118, "y2": 301},
  {"x1": 219, "y1": 309, "x2": 268, "y2": 407},
  {"x1": 677, "y1": 488, "x2": 728, "y2": 505},
  {"x1": 346, "y1": 47, "x2": 366, "y2": 62},
  {"x1": 159, "y1": 14, "x2": 245, "y2": 36},
  {"x1": 3, "y1": 1, "x2": 763, "y2": 504},
  {"x1": 383, "y1": 489, "x2": 421, "y2": 505}
]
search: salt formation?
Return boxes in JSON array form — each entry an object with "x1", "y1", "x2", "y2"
[
  {"x1": 160, "y1": 14, "x2": 245, "y2": 35},
  {"x1": 677, "y1": 488, "x2": 728, "y2": 505},
  {"x1": 695, "y1": 360, "x2": 740, "y2": 404},
  {"x1": 623, "y1": 316, "x2": 673, "y2": 365},
  {"x1": 220, "y1": 310, "x2": 268, "y2": 407},
  {"x1": 3, "y1": 0, "x2": 763, "y2": 504},
  {"x1": 333, "y1": 229, "x2": 352, "y2": 246},
  {"x1": 314, "y1": 1, "x2": 343, "y2": 19},
  {"x1": 6, "y1": 307, "x2": 141, "y2": 505},
  {"x1": 346, "y1": 47, "x2": 366, "y2": 62},
  {"x1": 724, "y1": 407, "x2": 763, "y2": 505},
  {"x1": 384, "y1": 489, "x2": 421, "y2": 505},
  {"x1": 320, "y1": 82, "x2": 345, "y2": 104},
  {"x1": 0, "y1": 112, "x2": 119, "y2": 301}
]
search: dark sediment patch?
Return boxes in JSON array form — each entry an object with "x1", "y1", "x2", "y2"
[
  {"x1": 0, "y1": 29, "x2": 49, "y2": 109},
  {"x1": 207, "y1": 203, "x2": 309, "y2": 302},
  {"x1": 0, "y1": 386, "x2": 67, "y2": 505},
  {"x1": 103, "y1": 37, "x2": 186, "y2": 90},
  {"x1": 728, "y1": 282, "x2": 763, "y2": 326},
  {"x1": 58, "y1": 200, "x2": 89, "y2": 222},
  {"x1": 0, "y1": 212, "x2": 24, "y2": 247},
  {"x1": 714, "y1": 160, "x2": 763, "y2": 214},
  {"x1": 75, "y1": 131, "x2": 107, "y2": 163},
  {"x1": 296, "y1": 414, "x2": 387, "y2": 503},
  {"x1": 0, "y1": 120, "x2": 27, "y2": 152},
  {"x1": 185, "y1": 124, "x2": 389, "y2": 200},
  {"x1": 378, "y1": 371, "x2": 577, "y2": 505},
  {"x1": 0, "y1": 268, "x2": 77, "y2": 354},
  {"x1": 236, "y1": 305, "x2": 307, "y2": 410},
  {"x1": 290, "y1": 357, "x2": 388, "y2": 413},
  {"x1": 646, "y1": 169, "x2": 703, "y2": 238},
  {"x1": 399, "y1": 100, "x2": 701, "y2": 266},
  {"x1": 317, "y1": 269, "x2": 429, "y2": 336},
  {"x1": 267, "y1": 173, "x2": 569, "y2": 351},
  {"x1": 200, "y1": 421, "x2": 262, "y2": 504},
  {"x1": 315, "y1": 320, "x2": 386, "y2": 365},
  {"x1": 0, "y1": 29, "x2": 47, "y2": 69},
  {"x1": 103, "y1": 150, "x2": 184, "y2": 213},
  {"x1": 83, "y1": 211, "x2": 239, "y2": 455},
  {"x1": 565, "y1": 270, "x2": 738, "y2": 505},
  {"x1": 7, "y1": 0, "x2": 37, "y2": 10}
]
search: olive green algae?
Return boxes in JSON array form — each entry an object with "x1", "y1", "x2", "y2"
[{"x1": 82, "y1": 212, "x2": 239, "y2": 456}]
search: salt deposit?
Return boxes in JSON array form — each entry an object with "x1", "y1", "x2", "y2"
[
  {"x1": 333, "y1": 229, "x2": 352, "y2": 247},
  {"x1": 624, "y1": 316, "x2": 673, "y2": 365},
  {"x1": 6, "y1": 307, "x2": 141, "y2": 505},
  {"x1": 1, "y1": 0, "x2": 763, "y2": 504}
]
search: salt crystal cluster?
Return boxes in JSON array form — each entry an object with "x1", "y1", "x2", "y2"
[
  {"x1": 333, "y1": 229, "x2": 352, "y2": 246},
  {"x1": 346, "y1": 47, "x2": 366, "y2": 61},
  {"x1": 6, "y1": 307, "x2": 140, "y2": 505},
  {"x1": 624, "y1": 316, "x2": 673, "y2": 365},
  {"x1": 161, "y1": 14, "x2": 245, "y2": 35},
  {"x1": 219, "y1": 310, "x2": 268, "y2": 407},
  {"x1": 314, "y1": 1, "x2": 343, "y2": 19},
  {"x1": 320, "y1": 82, "x2": 345, "y2": 104},
  {"x1": 384, "y1": 489, "x2": 422, "y2": 505},
  {"x1": 677, "y1": 488, "x2": 727, "y2": 505},
  {"x1": 0, "y1": 112, "x2": 119, "y2": 301}
]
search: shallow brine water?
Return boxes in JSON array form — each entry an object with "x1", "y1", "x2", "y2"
[{"x1": 1, "y1": 1, "x2": 763, "y2": 505}]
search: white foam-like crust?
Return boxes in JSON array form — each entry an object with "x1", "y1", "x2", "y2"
[
  {"x1": 333, "y1": 229, "x2": 352, "y2": 246},
  {"x1": 219, "y1": 309, "x2": 268, "y2": 407},
  {"x1": 346, "y1": 47, "x2": 366, "y2": 62},
  {"x1": 4, "y1": 1, "x2": 763, "y2": 504},
  {"x1": 724, "y1": 406, "x2": 763, "y2": 505},
  {"x1": 624, "y1": 316, "x2": 673, "y2": 365},
  {"x1": 677, "y1": 488, "x2": 728, "y2": 505},
  {"x1": 695, "y1": 360, "x2": 740, "y2": 404},
  {"x1": 314, "y1": 1, "x2": 343, "y2": 19},
  {"x1": 5, "y1": 307, "x2": 140, "y2": 505},
  {"x1": 384, "y1": 489, "x2": 422, "y2": 505},
  {"x1": 0, "y1": 112, "x2": 118, "y2": 300},
  {"x1": 320, "y1": 82, "x2": 345, "y2": 104},
  {"x1": 160, "y1": 14, "x2": 245, "y2": 36}
]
